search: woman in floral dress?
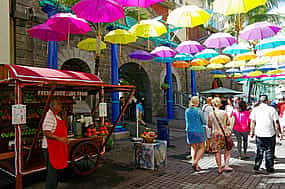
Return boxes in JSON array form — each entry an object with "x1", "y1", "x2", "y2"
[{"x1": 208, "y1": 97, "x2": 233, "y2": 174}]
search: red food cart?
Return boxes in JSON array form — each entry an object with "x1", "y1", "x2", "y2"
[{"x1": 0, "y1": 64, "x2": 135, "y2": 189}]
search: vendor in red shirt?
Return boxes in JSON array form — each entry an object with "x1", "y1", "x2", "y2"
[{"x1": 277, "y1": 97, "x2": 285, "y2": 140}]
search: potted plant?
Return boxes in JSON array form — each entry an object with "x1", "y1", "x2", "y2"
[{"x1": 160, "y1": 83, "x2": 169, "y2": 90}]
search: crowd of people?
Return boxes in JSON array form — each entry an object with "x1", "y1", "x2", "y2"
[{"x1": 185, "y1": 95, "x2": 283, "y2": 174}]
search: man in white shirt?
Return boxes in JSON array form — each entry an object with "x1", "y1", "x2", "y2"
[
  {"x1": 250, "y1": 95, "x2": 281, "y2": 173},
  {"x1": 202, "y1": 97, "x2": 213, "y2": 153}
]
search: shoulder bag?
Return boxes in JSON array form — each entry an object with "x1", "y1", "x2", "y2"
[{"x1": 213, "y1": 111, "x2": 234, "y2": 151}]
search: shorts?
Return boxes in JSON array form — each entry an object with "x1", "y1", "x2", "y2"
[{"x1": 186, "y1": 131, "x2": 206, "y2": 145}]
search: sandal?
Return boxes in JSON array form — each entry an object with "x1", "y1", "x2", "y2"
[
  {"x1": 224, "y1": 167, "x2": 233, "y2": 172},
  {"x1": 192, "y1": 164, "x2": 200, "y2": 172}
]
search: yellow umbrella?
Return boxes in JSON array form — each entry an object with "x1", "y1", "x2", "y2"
[
  {"x1": 213, "y1": 0, "x2": 266, "y2": 16},
  {"x1": 267, "y1": 69, "x2": 284, "y2": 75},
  {"x1": 246, "y1": 57, "x2": 270, "y2": 66},
  {"x1": 234, "y1": 52, "x2": 257, "y2": 61},
  {"x1": 104, "y1": 29, "x2": 137, "y2": 44},
  {"x1": 264, "y1": 49, "x2": 285, "y2": 57},
  {"x1": 272, "y1": 55, "x2": 285, "y2": 64},
  {"x1": 191, "y1": 58, "x2": 209, "y2": 66},
  {"x1": 225, "y1": 60, "x2": 246, "y2": 68},
  {"x1": 77, "y1": 38, "x2": 106, "y2": 51},
  {"x1": 213, "y1": 74, "x2": 226, "y2": 78},
  {"x1": 190, "y1": 66, "x2": 206, "y2": 71},
  {"x1": 210, "y1": 55, "x2": 231, "y2": 64},
  {"x1": 207, "y1": 63, "x2": 224, "y2": 69},
  {"x1": 129, "y1": 20, "x2": 167, "y2": 38},
  {"x1": 232, "y1": 73, "x2": 243, "y2": 78},
  {"x1": 166, "y1": 5, "x2": 211, "y2": 28},
  {"x1": 248, "y1": 71, "x2": 263, "y2": 77}
]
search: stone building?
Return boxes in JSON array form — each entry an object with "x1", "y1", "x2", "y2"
[{"x1": 4, "y1": 0, "x2": 240, "y2": 123}]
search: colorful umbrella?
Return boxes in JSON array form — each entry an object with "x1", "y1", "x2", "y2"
[
  {"x1": 115, "y1": 0, "x2": 164, "y2": 8},
  {"x1": 176, "y1": 40, "x2": 204, "y2": 54},
  {"x1": 240, "y1": 22, "x2": 281, "y2": 41},
  {"x1": 272, "y1": 55, "x2": 285, "y2": 65},
  {"x1": 129, "y1": 19, "x2": 167, "y2": 38},
  {"x1": 213, "y1": 74, "x2": 226, "y2": 78},
  {"x1": 240, "y1": 67, "x2": 257, "y2": 73},
  {"x1": 172, "y1": 61, "x2": 190, "y2": 68},
  {"x1": 246, "y1": 57, "x2": 270, "y2": 66},
  {"x1": 225, "y1": 68, "x2": 241, "y2": 74},
  {"x1": 257, "y1": 64, "x2": 277, "y2": 71},
  {"x1": 104, "y1": 29, "x2": 136, "y2": 44},
  {"x1": 264, "y1": 48, "x2": 285, "y2": 57},
  {"x1": 210, "y1": 70, "x2": 224, "y2": 74},
  {"x1": 154, "y1": 57, "x2": 174, "y2": 63},
  {"x1": 213, "y1": 0, "x2": 266, "y2": 15},
  {"x1": 207, "y1": 63, "x2": 224, "y2": 69},
  {"x1": 174, "y1": 53, "x2": 193, "y2": 61},
  {"x1": 166, "y1": 6, "x2": 210, "y2": 28},
  {"x1": 229, "y1": 73, "x2": 243, "y2": 78},
  {"x1": 267, "y1": 69, "x2": 284, "y2": 75},
  {"x1": 234, "y1": 52, "x2": 257, "y2": 61},
  {"x1": 195, "y1": 49, "x2": 219, "y2": 59},
  {"x1": 204, "y1": 32, "x2": 236, "y2": 49},
  {"x1": 27, "y1": 24, "x2": 67, "y2": 42},
  {"x1": 255, "y1": 37, "x2": 285, "y2": 50},
  {"x1": 71, "y1": 0, "x2": 124, "y2": 23},
  {"x1": 248, "y1": 71, "x2": 263, "y2": 77},
  {"x1": 45, "y1": 13, "x2": 91, "y2": 34},
  {"x1": 222, "y1": 43, "x2": 250, "y2": 55},
  {"x1": 190, "y1": 66, "x2": 206, "y2": 71},
  {"x1": 224, "y1": 60, "x2": 246, "y2": 68},
  {"x1": 191, "y1": 58, "x2": 209, "y2": 66},
  {"x1": 210, "y1": 55, "x2": 231, "y2": 64},
  {"x1": 77, "y1": 38, "x2": 107, "y2": 51},
  {"x1": 279, "y1": 63, "x2": 285, "y2": 69},
  {"x1": 151, "y1": 46, "x2": 176, "y2": 58},
  {"x1": 128, "y1": 50, "x2": 153, "y2": 60}
]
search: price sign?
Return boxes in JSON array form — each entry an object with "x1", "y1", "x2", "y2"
[
  {"x1": 12, "y1": 104, "x2": 26, "y2": 125},
  {"x1": 99, "y1": 103, "x2": 107, "y2": 117}
]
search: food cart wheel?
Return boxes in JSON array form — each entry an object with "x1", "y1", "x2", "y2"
[{"x1": 71, "y1": 141, "x2": 101, "y2": 176}]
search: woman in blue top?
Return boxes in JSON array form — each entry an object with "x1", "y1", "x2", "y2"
[{"x1": 185, "y1": 96, "x2": 206, "y2": 172}]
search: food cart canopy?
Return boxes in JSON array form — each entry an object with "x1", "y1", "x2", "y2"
[{"x1": 200, "y1": 87, "x2": 243, "y2": 95}]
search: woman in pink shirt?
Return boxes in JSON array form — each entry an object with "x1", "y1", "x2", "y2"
[{"x1": 233, "y1": 101, "x2": 250, "y2": 159}]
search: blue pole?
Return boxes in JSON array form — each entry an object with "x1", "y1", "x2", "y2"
[
  {"x1": 166, "y1": 62, "x2": 174, "y2": 119},
  {"x1": 191, "y1": 70, "x2": 197, "y2": 96},
  {"x1": 111, "y1": 44, "x2": 120, "y2": 125},
  {"x1": 42, "y1": 4, "x2": 58, "y2": 69}
]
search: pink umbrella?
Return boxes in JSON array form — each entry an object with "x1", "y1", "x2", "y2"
[
  {"x1": 204, "y1": 32, "x2": 236, "y2": 48},
  {"x1": 45, "y1": 13, "x2": 91, "y2": 34},
  {"x1": 151, "y1": 46, "x2": 176, "y2": 58},
  {"x1": 176, "y1": 41, "x2": 204, "y2": 54},
  {"x1": 71, "y1": 0, "x2": 125, "y2": 23},
  {"x1": 27, "y1": 24, "x2": 67, "y2": 42},
  {"x1": 240, "y1": 21, "x2": 281, "y2": 41},
  {"x1": 115, "y1": 0, "x2": 164, "y2": 8}
]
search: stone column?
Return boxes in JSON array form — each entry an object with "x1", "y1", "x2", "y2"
[{"x1": 0, "y1": 1, "x2": 10, "y2": 64}]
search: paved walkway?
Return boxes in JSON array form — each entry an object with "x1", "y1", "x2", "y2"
[{"x1": 24, "y1": 127, "x2": 285, "y2": 189}]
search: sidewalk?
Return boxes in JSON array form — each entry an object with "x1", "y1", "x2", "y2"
[{"x1": 23, "y1": 127, "x2": 285, "y2": 189}]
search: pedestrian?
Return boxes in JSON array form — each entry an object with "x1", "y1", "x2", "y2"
[
  {"x1": 208, "y1": 97, "x2": 233, "y2": 174},
  {"x1": 225, "y1": 98, "x2": 235, "y2": 130},
  {"x1": 277, "y1": 96, "x2": 285, "y2": 140},
  {"x1": 136, "y1": 98, "x2": 146, "y2": 126},
  {"x1": 185, "y1": 96, "x2": 206, "y2": 172},
  {"x1": 42, "y1": 97, "x2": 70, "y2": 189},
  {"x1": 233, "y1": 100, "x2": 250, "y2": 159},
  {"x1": 250, "y1": 95, "x2": 281, "y2": 173},
  {"x1": 202, "y1": 97, "x2": 214, "y2": 153}
]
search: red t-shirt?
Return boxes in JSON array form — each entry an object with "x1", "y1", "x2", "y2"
[{"x1": 277, "y1": 102, "x2": 285, "y2": 118}]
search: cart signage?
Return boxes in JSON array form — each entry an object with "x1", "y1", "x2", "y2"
[
  {"x1": 37, "y1": 90, "x2": 88, "y2": 96},
  {"x1": 12, "y1": 104, "x2": 26, "y2": 125},
  {"x1": 99, "y1": 103, "x2": 107, "y2": 117}
]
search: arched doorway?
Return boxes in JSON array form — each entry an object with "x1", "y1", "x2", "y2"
[
  {"x1": 61, "y1": 58, "x2": 91, "y2": 73},
  {"x1": 119, "y1": 63, "x2": 152, "y2": 123}
]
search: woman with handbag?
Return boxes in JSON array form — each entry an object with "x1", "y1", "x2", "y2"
[
  {"x1": 185, "y1": 96, "x2": 206, "y2": 172},
  {"x1": 208, "y1": 97, "x2": 234, "y2": 174}
]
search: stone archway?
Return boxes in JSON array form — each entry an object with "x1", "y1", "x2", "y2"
[
  {"x1": 119, "y1": 63, "x2": 152, "y2": 123},
  {"x1": 61, "y1": 58, "x2": 91, "y2": 73}
]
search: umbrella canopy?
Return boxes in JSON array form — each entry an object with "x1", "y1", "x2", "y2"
[
  {"x1": 204, "y1": 32, "x2": 236, "y2": 48},
  {"x1": 191, "y1": 58, "x2": 209, "y2": 66},
  {"x1": 172, "y1": 61, "x2": 190, "y2": 68},
  {"x1": 213, "y1": 74, "x2": 227, "y2": 78},
  {"x1": 128, "y1": 50, "x2": 153, "y2": 60},
  {"x1": 174, "y1": 53, "x2": 193, "y2": 61},
  {"x1": 222, "y1": 43, "x2": 250, "y2": 55},
  {"x1": 45, "y1": 13, "x2": 91, "y2": 34},
  {"x1": 257, "y1": 64, "x2": 277, "y2": 71},
  {"x1": 200, "y1": 87, "x2": 243, "y2": 95},
  {"x1": 226, "y1": 68, "x2": 241, "y2": 74},
  {"x1": 234, "y1": 52, "x2": 257, "y2": 61},
  {"x1": 71, "y1": 0, "x2": 124, "y2": 23},
  {"x1": 154, "y1": 57, "x2": 174, "y2": 63},
  {"x1": 210, "y1": 70, "x2": 224, "y2": 74},
  {"x1": 210, "y1": 55, "x2": 231, "y2": 64},
  {"x1": 190, "y1": 66, "x2": 206, "y2": 71},
  {"x1": 176, "y1": 40, "x2": 204, "y2": 54},
  {"x1": 166, "y1": 5, "x2": 210, "y2": 28},
  {"x1": 207, "y1": 63, "x2": 224, "y2": 70},
  {"x1": 104, "y1": 29, "x2": 136, "y2": 44},
  {"x1": 255, "y1": 37, "x2": 285, "y2": 50},
  {"x1": 267, "y1": 69, "x2": 284, "y2": 75},
  {"x1": 129, "y1": 19, "x2": 167, "y2": 38},
  {"x1": 77, "y1": 38, "x2": 106, "y2": 51},
  {"x1": 240, "y1": 67, "x2": 257, "y2": 73},
  {"x1": 240, "y1": 22, "x2": 281, "y2": 41},
  {"x1": 224, "y1": 60, "x2": 246, "y2": 68},
  {"x1": 264, "y1": 48, "x2": 285, "y2": 57},
  {"x1": 248, "y1": 71, "x2": 263, "y2": 77},
  {"x1": 195, "y1": 49, "x2": 219, "y2": 59},
  {"x1": 246, "y1": 57, "x2": 270, "y2": 66},
  {"x1": 115, "y1": 0, "x2": 164, "y2": 8},
  {"x1": 151, "y1": 46, "x2": 176, "y2": 58},
  {"x1": 213, "y1": 0, "x2": 266, "y2": 15},
  {"x1": 27, "y1": 24, "x2": 67, "y2": 42}
]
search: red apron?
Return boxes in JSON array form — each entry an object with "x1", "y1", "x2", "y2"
[{"x1": 47, "y1": 112, "x2": 68, "y2": 169}]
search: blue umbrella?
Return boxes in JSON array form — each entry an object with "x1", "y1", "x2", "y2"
[
  {"x1": 195, "y1": 49, "x2": 218, "y2": 59},
  {"x1": 223, "y1": 43, "x2": 250, "y2": 55},
  {"x1": 278, "y1": 63, "x2": 285, "y2": 69},
  {"x1": 154, "y1": 57, "x2": 174, "y2": 63},
  {"x1": 225, "y1": 68, "x2": 241, "y2": 74},
  {"x1": 257, "y1": 64, "x2": 277, "y2": 71},
  {"x1": 210, "y1": 70, "x2": 224, "y2": 74},
  {"x1": 240, "y1": 66, "x2": 257, "y2": 73},
  {"x1": 255, "y1": 37, "x2": 285, "y2": 50},
  {"x1": 174, "y1": 53, "x2": 193, "y2": 61}
]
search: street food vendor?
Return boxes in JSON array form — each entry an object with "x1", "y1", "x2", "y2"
[{"x1": 42, "y1": 97, "x2": 70, "y2": 189}]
